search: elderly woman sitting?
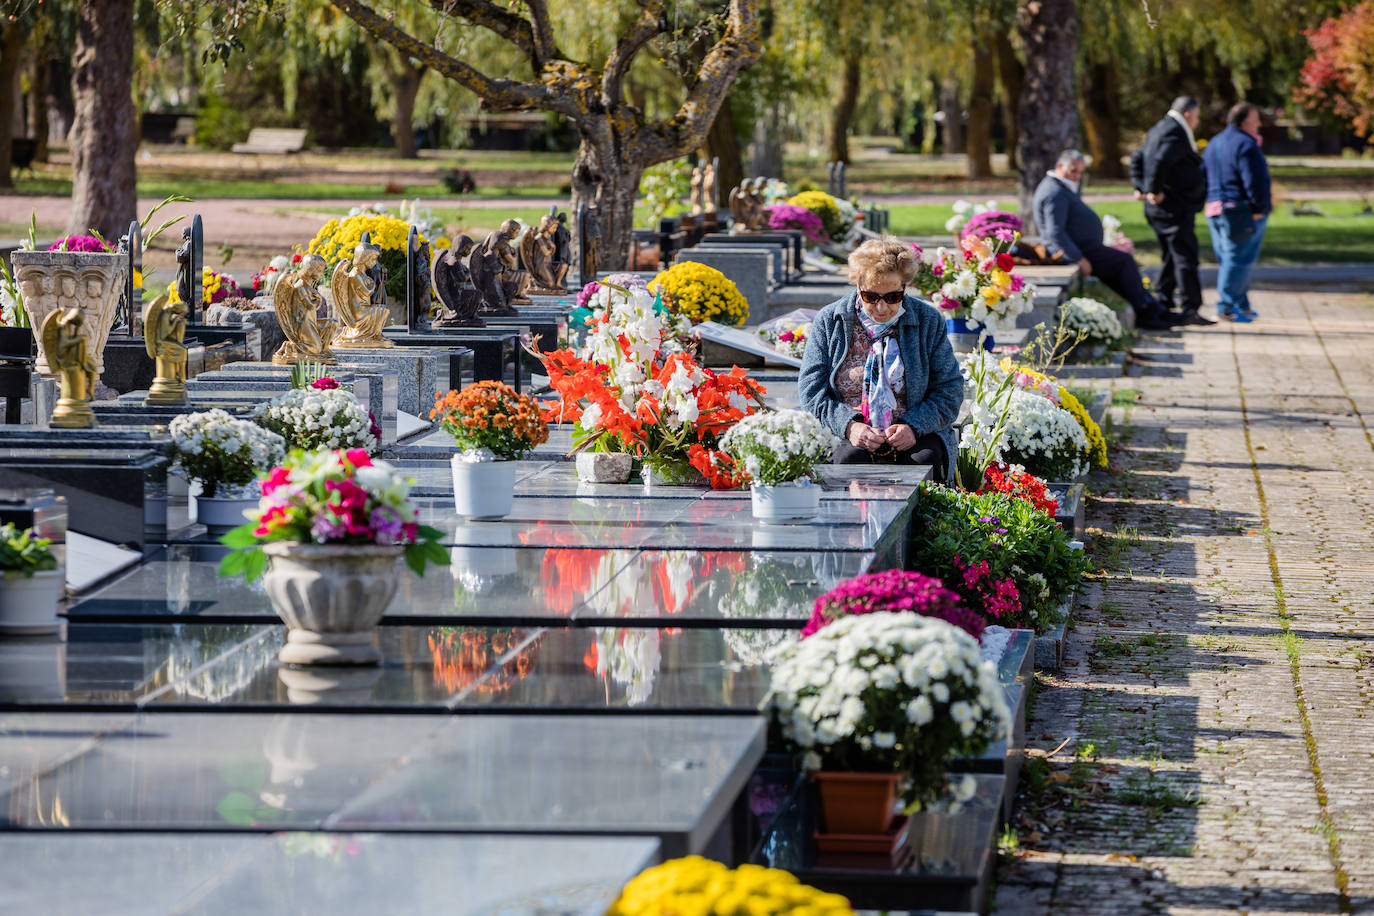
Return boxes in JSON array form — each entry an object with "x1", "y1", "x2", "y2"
[{"x1": 798, "y1": 237, "x2": 963, "y2": 481}]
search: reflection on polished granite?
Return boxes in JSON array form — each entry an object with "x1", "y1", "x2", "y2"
[
  {"x1": 65, "y1": 545, "x2": 647, "y2": 625},
  {"x1": 0, "y1": 832, "x2": 659, "y2": 915},
  {"x1": 0, "y1": 711, "x2": 137, "y2": 797},
  {"x1": 421, "y1": 496, "x2": 694, "y2": 549},
  {"x1": 327, "y1": 715, "x2": 766, "y2": 857},
  {"x1": 566, "y1": 550, "x2": 870, "y2": 625},
  {"x1": 456, "y1": 626, "x2": 795, "y2": 712}
]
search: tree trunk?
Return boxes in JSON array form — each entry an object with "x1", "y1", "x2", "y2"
[
  {"x1": 940, "y1": 79, "x2": 963, "y2": 155},
  {"x1": 827, "y1": 50, "x2": 861, "y2": 163},
  {"x1": 29, "y1": 26, "x2": 51, "y2": 163},
  {"x1": 69, "y1": 0, "x2": 137, "y2": 240},
  {"x1": 0, "y1": 22, "x2": 23, "y2": 190},
  {"x1": 386, "y1": 51, "x2": 424, "y2": 159},
  {"x1": 1016, "y1": 0, "x2": 1078, "y2": 235},
  {"x1": 966, "y1": 39, "x2": 996, "y2": 178},
  {"x1": 706, "y1": 96, "x2": 744, "y2": 194},
  {"x1": 995, "y1": 31, "x2": 1022, "y2": 171},
  {"x1": 750, "y1": 99, "x2": 784, "y2": 178},
  {"x1": 1079, "y1": 62, "x2": 1124, "y2": 179},
  {"x1": 570, "y1": 135, "x2": 644, "y2": 275}
]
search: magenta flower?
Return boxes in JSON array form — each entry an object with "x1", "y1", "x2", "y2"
[
  {"x1": 766, "y1": 204, "x2": 829, "y2": 244},
  {"x1": 802, "y1": 569, "x2": 983, "y2": 640},
  {"x1": 576, "y1": 281, "x2": 601, "y2": 309},
  {"x1": 47, "y1": 235, "x2": 112, "y2": 253}
]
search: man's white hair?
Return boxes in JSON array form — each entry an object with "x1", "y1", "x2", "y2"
[{"x1": 1056, "y1": 149, "x2": 1086, "y2": 168}]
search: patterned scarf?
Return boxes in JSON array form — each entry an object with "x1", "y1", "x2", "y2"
[{"x1": 858, "y1": 306, "x2": 904, "y2": 429}]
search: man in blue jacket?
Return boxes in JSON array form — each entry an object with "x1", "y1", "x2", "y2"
[
  {"x1": 1033, "y1": 150, "x2": 1174, "y2": 330},
  {"x1": 1202, "y1": 102, "x2": 1271, "y2": 322}
]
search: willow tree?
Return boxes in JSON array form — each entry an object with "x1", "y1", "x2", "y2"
[{"x1": 327, "y1": 0, "x2": 760, "y2": 269}]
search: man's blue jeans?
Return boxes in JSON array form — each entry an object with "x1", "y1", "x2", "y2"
[{"x1": 1206, "y1": 213, "x2": 1268, "y2": 314}]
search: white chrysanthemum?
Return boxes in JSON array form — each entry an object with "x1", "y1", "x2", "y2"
[{"x1": 1058, "y1": 297, "x2": 1124, "y2": 345}]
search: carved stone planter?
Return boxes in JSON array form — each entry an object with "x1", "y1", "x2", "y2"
[
  {"x1": 11, "y1": 250, "x2": 128, "y2": 376},
  {"x1": 261, "y1": 542, "x2": 403, "y2": 666}
]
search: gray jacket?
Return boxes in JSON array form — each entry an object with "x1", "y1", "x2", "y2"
[
  {"x1": 798, "y1": 291, "x2": 962, "y2": 479},
  {"x1": 1032, "y1": 174, "x2": 1104, "y2": 264}
]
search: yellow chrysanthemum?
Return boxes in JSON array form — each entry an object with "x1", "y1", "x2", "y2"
[
  {"x1": 607, "y1": 857, "x2": 854, "y2": 916},
  {"x1": 649, "y1": 262, "x2": 749, "y2": 326},
  {"x1": 304, "y1": 214, "x2": 429, "y2": 267}
]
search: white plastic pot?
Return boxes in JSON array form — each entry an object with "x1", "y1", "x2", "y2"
[
  {"x1": 451, "y1": 456, "x2": 517, "y2": 519},
  {"x1": 191, "y1": 494, "x2": 259, "y2": 533},
  {"x1": 0, "y1": 568, "x2": 65, "y2": 635},
  {"x1": 750, "y1": 482, "x2": 821, "y2": 523}
]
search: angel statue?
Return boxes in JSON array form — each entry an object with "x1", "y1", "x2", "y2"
[
  {"x1": 40, "y1": 308, "x2": 99, "y2": 428},
  {"x1": 330, "y1": 242, "x2": 394, "y2": 349},
  {"x1": 689, "y1": 165, "x2": 703, "y2": 215},
  {"x1": 482, "y1": 219, "x2": 531, "y2": 307},
  {"x1": 272, "y1": 254, "x2": 338, "y2": 365},
  {"x1": 144, "y1": 293, "x2": 189, "y2": 405},
  {"x1": 519, "y1": 215, "x2": 569, "y2": 295},
  {"x1": 431, "y1": 235, "x2": 484, "y2": 328}
]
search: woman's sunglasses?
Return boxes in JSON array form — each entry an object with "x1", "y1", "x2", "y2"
[{"x1": 858, "y1": 289, "x2": 905, "y2": 305}]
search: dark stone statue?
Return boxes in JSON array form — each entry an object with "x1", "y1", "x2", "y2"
[{"x1": 431, "y1": 235, "x2": 485, "y2": 327}]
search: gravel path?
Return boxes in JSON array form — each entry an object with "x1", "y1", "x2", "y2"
[{"x1": 997, "y1": 280, "x2": 1374, "y2": 913}]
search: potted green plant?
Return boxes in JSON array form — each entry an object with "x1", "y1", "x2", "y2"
[{"x1": 0, "y1": 523, "x2": 63, "y2": 634}]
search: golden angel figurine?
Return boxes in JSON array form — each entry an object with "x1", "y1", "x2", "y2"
[
  {"x1": 144, "y1": 293, "x2": 189, "y2": 405},
  {"x1": 40, "y1": 307, "x2": 98, "y2": 428},
  {"x1": 272, "y1": 254, "x2": 338, "y2": 365},
  {"x1": 330, "y1": 243, "x2": 393, "y2": 349}
]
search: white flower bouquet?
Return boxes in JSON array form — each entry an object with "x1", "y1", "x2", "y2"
[
  {"x1": 168, "y1": 409, "x2": 286, "y2": 497},
  {"x1": 911, "y1": 235, "x2": 1035, "y2": 336},
  {"x1": 1058, "y1": 297, "x2": 1123, "y2": 346},
  {"x1": 252, "y1": 387, "x2": 377, "y2": 454},
  {"x1": 768, "y1": 612, "x2": 1009, "y2": 810},
  {"x1": 1000, "y1": 387, "x2": 1089, "y2": 481},
  {"x1": 720, "y1": 408, "x2": 836, "y2": 486}
]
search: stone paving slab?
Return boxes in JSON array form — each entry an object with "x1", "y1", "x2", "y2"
[{"x1": 996, "y1": 284, "x2": 1374, "y2": 913}]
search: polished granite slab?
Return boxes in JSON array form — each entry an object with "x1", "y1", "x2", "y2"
[
  {"x1": 64, "y1": 545, "x2": 646, "y2": 625},
  {"x1": 454, "y1": 626, "x2": 791, "y2": 713},
  {"x1": 326, "y1": 714, "x2": 766, "y2": 857},
  {"x1": 0, "y1": 832, "x2": 659, "y2": 915}
]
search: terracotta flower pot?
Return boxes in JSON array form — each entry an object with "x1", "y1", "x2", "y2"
[{"x1": 813, "y1": 770, "x2": 901, "y2": 835}]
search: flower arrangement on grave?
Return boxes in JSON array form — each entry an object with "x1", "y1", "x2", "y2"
[
  {"x1": 608, "y1": 857, "x2": 854, "y2": 916},
  {"x1": 1101, "y1": 213, "x2": 1135, "y2": 254},
  {"x1": 251, "y1": 387, "x2": 377, "y2": 454},
  {"x1": 960, "y1": 208, "x2": 1023, "y2": 243},
  {"x1": 757, "y1": 321, "x2": 811, "y2": 359},
  {"x1": 166, "y1": 265, "x2": 243, "y2": 307},
  {"x1": 911, "y1": 235, "x2": 1035, "y2": 335},
  {"x1": 0, "y1": 523, "x2": 59, "y2": 580},
  {"x1": 1058, "y1": 296, "x2": 1125, "y2": 349},
  {"x1": 998, "y1": 361, "x2": 1105, "y2": 472},
  {"x1": 431, "y1": 381, "x2": 549, "y2": 461},
  {"x1": 943, "y1": 198, "x2": 1002, "y2": 234},
  {"x1": 304, "y1": 213, "x2": 434, "y2": 301},
  {"x1": 575, "y1": 282, "x2": 692, "y2": 358},
  {"x1": 766, "y1": 203, "x2": 829, "y2": 244},
  {"x1": 46, "y1": 235, "x2": 112, "y2": 253},
  {"x1": 977, "y1": 462, "x2": 1059, "y2": 516},
  {"x1": 999, "y1": 387, "x2": 1090, "y2": 481},
  {"x1": 718, "y1": 409, "x2": 835, "y2": 516},
  {"x1": 912, "y1": 483, "x2": 1088, "y2": 630},
  {"x1": 786, "y1": 190, "x2": 850, "y2": 243},
  {"x1": 768, "y1": 612, "x2": 1008, "y2": 813},
  {"x1": 954, "y1": 349, "x2": 1017, "y2": 490},
  {"x1": 802, "y1": 569, "x2": 983, "y2": 640},
  {"x1": 218, "y1": 449, "x2": 447, "y2": 582},
  {"x1": 0, "y1": 262, "x2": 23, "y2": 327},
  {"x1": 648, "y1": 261, "x2": 749, "y2": 326},
  {"x1": 533, "y1": 292, "x2": 766, "y2": 484},
  {"x1": 251, "y1": 254, "x2": 297, "y2": 294},
  {"x1": 168, "y1": 409, "x2": 287, "y2": 498},
  {"x1": 433, "y1": 380, "x2": 549, "y2": 518}
]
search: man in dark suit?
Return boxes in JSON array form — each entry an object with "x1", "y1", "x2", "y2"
[
  {"x1": 1033, "y1": 150, "x2": 1173, "y2": 330},
  {"x1": 1130, "y1": 96, "x2": 1212, "y2": 325}
]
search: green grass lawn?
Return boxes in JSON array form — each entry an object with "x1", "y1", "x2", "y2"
[
  {"x1": 887, "y1": 198, "x2": 1374, "y2": 264},
  {"x1": 8, "y1": 175, "x2": 567, "y2": 201}
]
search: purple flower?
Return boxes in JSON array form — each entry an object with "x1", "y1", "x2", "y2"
[
  {"x1": 47, "y1": 235, "x2": 111, "y2": 253},
  {"x1": 765, "y1": 204, "x2": 829, "y2": 244},
  {"x1": 576, "y1": 281, "x2": 601, "y2": 309},
  {"x1": 311, "y1": 512, "x2": 349, "y2": 542},
  {"x1": 369, "y1": 505, "x2": 406, "y2": 544}
]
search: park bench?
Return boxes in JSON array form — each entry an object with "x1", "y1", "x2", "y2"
[
  {"x1": 231, "y1": 127, "x2": 307, "y2": 156},
  {"x1": 170, "y1": 117, "x2": 197, "y2": 144}
]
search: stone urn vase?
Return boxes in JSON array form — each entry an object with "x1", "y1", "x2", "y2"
[
  {"x1": 261, "y1": 542, "x2": 403, "y2": 666},
  {"x1": 11, "y1": 250, "x2": 128, "y2": 376}
]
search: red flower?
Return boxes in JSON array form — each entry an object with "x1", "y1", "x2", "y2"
[
  {"x1": 260, "y1": 466, "x2": 292, "y2": 496},
  {"x1": 310, "y1": 377, "x2": 340, "y2": 390},
  {"x1": 995, "y1": 252, "x2": 1015, "y2": 272},
  {"x1": 342, "y1": 448, "x2": 373, "y2": 469}
]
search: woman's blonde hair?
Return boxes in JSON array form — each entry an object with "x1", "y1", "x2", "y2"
[{"x1": 847, "y1": 237, "x2": 918, "y2": 289}]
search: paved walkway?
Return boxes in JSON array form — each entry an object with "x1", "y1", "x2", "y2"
[{"x1": 998, "y1": 281, "x2": 1374, "y2": 913}]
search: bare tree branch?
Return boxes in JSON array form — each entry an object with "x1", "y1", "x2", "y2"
[
  {"x1": 601, "y1": 0, "x2": 666, "y2": 110},
  {"x1": 425, "y1": 0, "x2": 566, "y2": 70},
  {"x1": 329, "y1": 0, "x2": 564, "y2": 113},
  {"x1": 639, "y1": 0, "x2": 761, "y2": 158}
]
